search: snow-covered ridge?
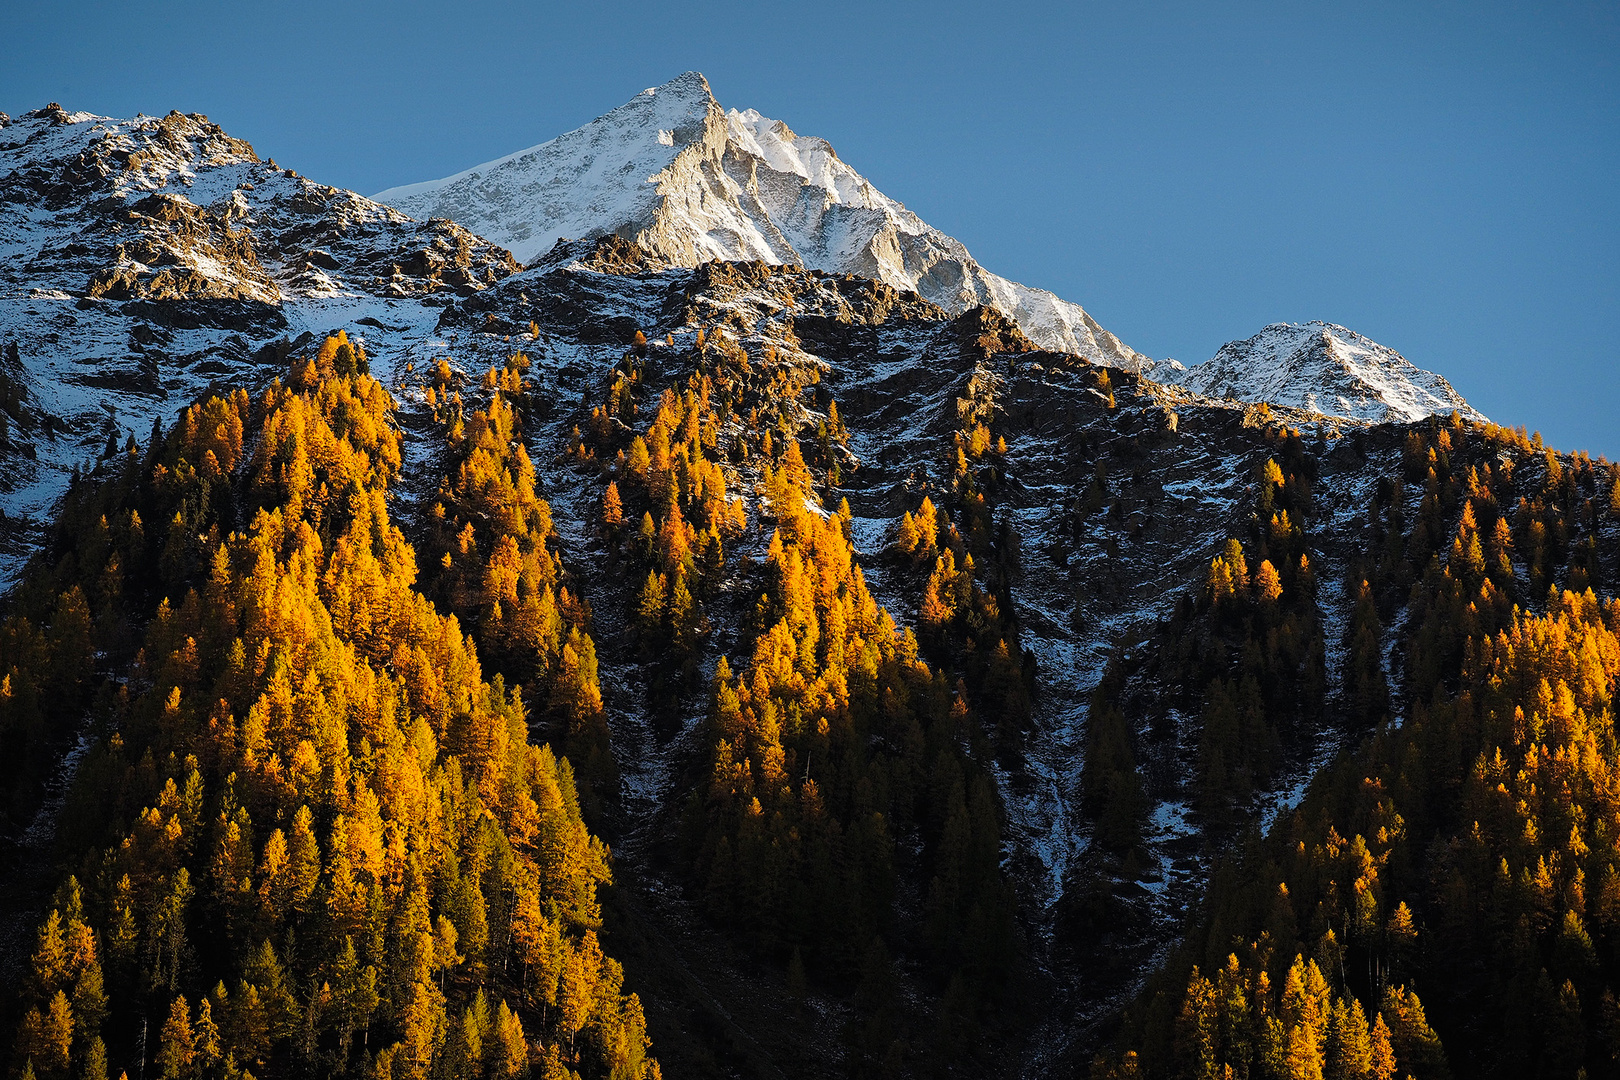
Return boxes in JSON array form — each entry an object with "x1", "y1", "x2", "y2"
[
  {"x1": 373, "y1": 72, "x2": 1150, "y2": 370},
  {"x1": 0, "y1": 104, "x2": 514, "y2": 305},
  {"x1": 1173, "y1": 321, "x2": 1484, "y2": 424}
]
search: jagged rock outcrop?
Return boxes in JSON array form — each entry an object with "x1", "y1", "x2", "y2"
[{"x1": 0, "y1": 107, "x2": 518, "y2": 306}]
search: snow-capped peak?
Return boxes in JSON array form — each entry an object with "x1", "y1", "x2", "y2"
[
  {"x1": 372, "y1": 72, "x2": 722, "y2": 260},
  {"x1": 1174, "y1": 321, "x2": 1483, "y2": 424},
  {"x1": 373, "y1": 73, "x2": 1149, "y2": 370}
]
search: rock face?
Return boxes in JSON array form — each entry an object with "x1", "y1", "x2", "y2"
[
  {"x1": 373, "y1": 73, "x2": 1150, "y2": 368},
  {"x1": 1174, "y1": 321, "x2": 1484, "y2": 423}
]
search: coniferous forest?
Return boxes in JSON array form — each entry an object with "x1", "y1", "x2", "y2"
[
  {"x1": 2, "y1": 338, "x2": 654, "y2": 1080},
  {"x1": 11, "y1": 313, "x2": 1620, "y2": 1080}
]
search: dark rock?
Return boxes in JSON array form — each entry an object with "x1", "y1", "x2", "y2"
[
  {"x1": 120, "y1": 298, "x2": 288, "y2": 332},
  {"x1": 250, "y1": 332, "x2": 317, "y2": 367}
]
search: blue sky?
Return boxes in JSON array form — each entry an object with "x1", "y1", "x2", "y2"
[{"x1": 5, "y1": 1, "x2": 1616, "y2": 454}]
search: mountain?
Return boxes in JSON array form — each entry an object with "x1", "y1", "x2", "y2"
[
  {"x1": 1174, "y1": 320, "x2": 1483, "y2": 423},
  {"x1": 0, "y1": 103, "x2": 517, "y2": 584},
  {"x1": 2, "y1": 87, "x2": 1609, "y2": 1080},
  {"x1": 373, "y1": 72, "x2": 1151, "y2": 370}
]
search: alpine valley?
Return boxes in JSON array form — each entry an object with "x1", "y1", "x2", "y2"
[{"x1": 2, "y1": 72, "x2": 1617, "y2": 1080}]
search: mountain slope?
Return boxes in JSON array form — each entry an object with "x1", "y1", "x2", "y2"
[
  {"x1": 1174, "y1": 320, "x2": 1483, "y2": 423},
  {"x1": 0, "y1": 103, "x2": 518, "y2": 585},
  {"x1": 373, "y1": 73, "x2": 1151, "y2": 369}
]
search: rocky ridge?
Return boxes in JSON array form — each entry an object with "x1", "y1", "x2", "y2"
[{"x1": 387, "y1": 247, "x2": 1418, "y2": 1075}]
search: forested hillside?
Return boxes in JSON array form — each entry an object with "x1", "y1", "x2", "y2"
[
  {"x1": 1097, "y1": 418, "x2": 1620, "y2": 1079},
  {"x1": 0, "y1": 337, "x2": 656, "y2": 1080}
]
